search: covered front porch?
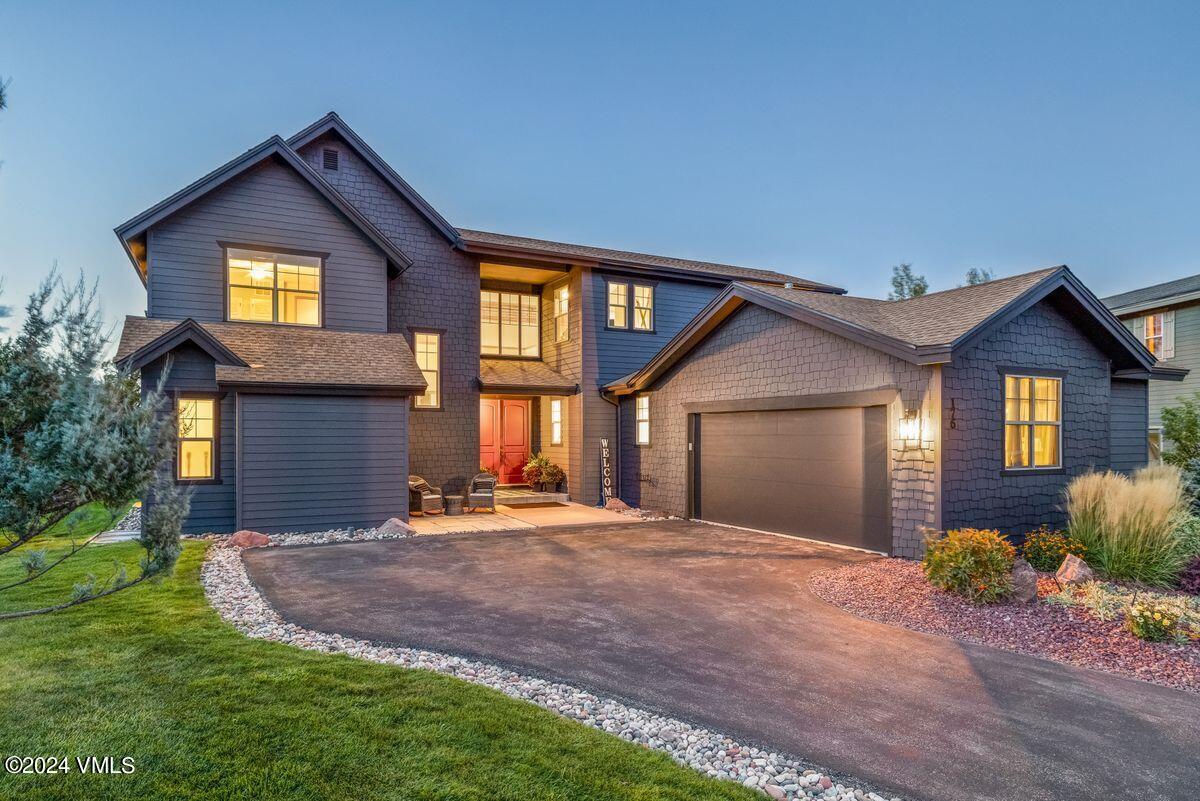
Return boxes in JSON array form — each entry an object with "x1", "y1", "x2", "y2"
[{"x1": 408, "y1": 498, "x2": 632, "y2": 535}]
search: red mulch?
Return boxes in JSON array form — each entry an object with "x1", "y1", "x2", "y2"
[{"x1": 809, "y1": 559, "x2": 1200, "y2": 693}]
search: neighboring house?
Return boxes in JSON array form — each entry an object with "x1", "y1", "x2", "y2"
[
  {"x1": 1103, "y1": 275, "x2": 1200, "y2": 460},
  {"x1": 113, "y1": 112, "x2": 1176, "y2": 555}
]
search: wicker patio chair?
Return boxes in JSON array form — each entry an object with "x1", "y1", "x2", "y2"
[
  {"x1": 408, "y1": 475, "x2": 444, "y2": 515},
  {"x1": 468, "y1": 473, "x2": 498, "y2": 513}
]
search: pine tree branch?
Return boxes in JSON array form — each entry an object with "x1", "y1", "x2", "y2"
[
  {"x1": 0, "y1": 531, "x2": 107, "y2": 592},
  {"x1": 0, "y1": 574, "x2": 150, "y2": 620}
]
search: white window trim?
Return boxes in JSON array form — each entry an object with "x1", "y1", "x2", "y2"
[
  {"x1": 635, "y1": 394, "x2": 651, "y2": 446},
  {"x1": 550, "y1": 399, "x2": 563, "y2": 445},
  {"x1": 1003, "y1": 373, "x2": 1063, "y2": 471}
]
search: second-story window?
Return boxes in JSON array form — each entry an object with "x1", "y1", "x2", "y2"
[
  {"x1": 227, "y1": 248, "x2": 321, "y2": 326},
  {"x1": 1142, "y1": 311, "x2": 1174, "y2": 359},
  {"x1": 554, "y1": 284, "x2": 570, "y2": 343},
  {"x1": 633, "y1": 284, "x2": 654, "y2": 331},
  {"x1": 481, "y1": 291, "x2": 539, "y2": 357},
  {"x1": 606, "y1": 280, "x2": 654, "y2": 331},
  {"x1": 608, "y1": 283, "x2": 628, "y2": 328}
]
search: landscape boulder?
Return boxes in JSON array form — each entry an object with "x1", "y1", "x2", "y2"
[
  {"x1": 1056, "y1": 553, "x2": 1095, "y2": 586},
  {"x1": 1009, "y1": 557, "x2": 1038, "y2": 603},
  {"x1": 376, "y1": 517, "x2": 416, "y2": 536},
  {"x1": 225, "y1": 530, "x2": 269, "y2": 548},
  {"x1": 604, "y1": 497, "x2": 631, "y2": 512}
]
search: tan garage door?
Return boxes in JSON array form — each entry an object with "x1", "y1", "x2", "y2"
[{"x1": 694, "y1": 406, "x2": 890, "y2": 552}]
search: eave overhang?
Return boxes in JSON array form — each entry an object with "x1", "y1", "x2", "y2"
[{"x1": 114, "y1": 136, "x2": 414, "y2": 284}]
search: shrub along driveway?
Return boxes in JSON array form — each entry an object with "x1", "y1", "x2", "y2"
[{"x1": 244, "y1": 520, "x2": 1200, "y2": 801}]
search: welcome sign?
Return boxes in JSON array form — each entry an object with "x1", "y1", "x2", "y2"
[{"x1": 599, "y1": 437, "x2": 615, "y2": 505}]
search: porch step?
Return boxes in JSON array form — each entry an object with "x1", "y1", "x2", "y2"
[{"x1": 494, "y1": 488, "x2": 570, "y2": 507}]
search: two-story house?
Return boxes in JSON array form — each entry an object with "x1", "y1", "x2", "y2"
[
  {"x1": 115, "y1": 112, "x2": 1177, "y2": 555},
  {"x1": 1105, "y1": 275, "x2": 1200, "y2": 459}
]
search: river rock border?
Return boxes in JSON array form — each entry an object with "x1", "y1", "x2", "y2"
[{"x1": 200, "y1": 532, "x2": 902, "y2": 801}]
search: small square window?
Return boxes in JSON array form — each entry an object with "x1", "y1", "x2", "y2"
[{"x1": 1003, "y1": 374, "x2": 1062, "y2": 469}]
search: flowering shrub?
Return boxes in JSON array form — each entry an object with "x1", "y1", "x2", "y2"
[
  {"x1": 1127, "y1": 599, "x2": 1181, "y2": 642},
  {"x1": 1021, "y1": 526, "x2": 1088, "y2": 572},
  {"x1": 922, "y1": 528, "x2": 1015, "y2": 604}
]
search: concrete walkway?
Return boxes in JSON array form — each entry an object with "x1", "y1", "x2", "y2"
[
  {"x1": 243, "y1": 520, "x2": 1200, "y2": 801},
  {"x1": 408, "y1": 502, "x2": 632, "y2": 535}
]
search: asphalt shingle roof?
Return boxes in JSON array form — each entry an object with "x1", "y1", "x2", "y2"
[
  {"x1": 115, "y1": 316, "x2": 426, "y2": 390},
  {"x1": 457, "y1": 228, "x2": 840, "y2": 290},
  {"x1": 1102, "y1": 274, "x2": 1200, "y2": 312},
  {"x1": 479, "y1": 358, "x2": 577, "y2": 393},
  {"x1": 750, "y1": 267, "x2": 1063, "y2": 348}
]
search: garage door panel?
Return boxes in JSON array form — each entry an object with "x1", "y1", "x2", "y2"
[{"x1": 696, "y1": 406, "x2": 890, "y2": 552}]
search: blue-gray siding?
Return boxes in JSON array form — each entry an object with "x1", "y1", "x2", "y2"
[
  {"x1": 146, "y1": 159, "x2": 388, "y2": 332},
  {"x1": 237, "y1": 394, "x2": 408, "y2": 533},
  {"x1": 1110, "y1": 378, "x2": 1149, "y2": 473},
  {"x1": 1121, "y1": 303, "x2": 1200, "y2": 429},
  {"x1": 941, "y1": 300, "x2": 1114, "y2": 536},
  {"x1": 140, "y1": 344, "x2": 237, "y2": 535},
  {"x1": 591, "y1": 271, "x2": 720, "y2": 384},
  {"x1": 296, "y1": 135, "x2": 480, "y2": 494}
]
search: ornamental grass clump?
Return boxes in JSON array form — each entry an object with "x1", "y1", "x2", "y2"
[
  {"x1": 1127, "y1": 598, "x2": 1182, "y2": 642},
  {"x1": 1021, "y1": 526, "x2": 1088, "y2": 572},
  {"x1": 922, "y1": 528, "x2": 1016, "y2": 604},
  {"x1": 1065, "y1": 466, "x2": 1200, "y2": 587}
]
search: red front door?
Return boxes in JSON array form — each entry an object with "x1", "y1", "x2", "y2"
[{"x1": 480, "y1": 399, "x2": 530, "y2": 484}]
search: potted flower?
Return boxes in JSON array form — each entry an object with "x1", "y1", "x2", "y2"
[
  {"x1": 542, "y1": 462, "x2": 566, "y2": 492},
  {"x1": 522, "y1": 453, "x2": 551, "y2": 489}
]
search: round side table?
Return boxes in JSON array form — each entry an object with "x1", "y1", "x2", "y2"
[{"x1": 444, "y1": 495, "x2": 465, "y2": 516}]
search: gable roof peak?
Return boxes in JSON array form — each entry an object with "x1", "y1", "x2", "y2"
[{"x1": 286, "y1": 112, "x2": 461, "y2": 246}]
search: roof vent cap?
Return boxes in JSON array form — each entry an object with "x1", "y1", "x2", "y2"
[{"x1": 784, "y1": 282, "x2": 794, "y2": 289}]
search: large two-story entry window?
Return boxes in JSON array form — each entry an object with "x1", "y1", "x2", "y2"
[
  {"x1": 227, "y1": 248, "x2": 322, "y2": 326},
  {"x1": 1004, "y1": 374, "x2": 1062, "y2": 470},
  {"x1": 414, "y1": 332, "x2": 441, "y2": 409},
  {"x1": 481, "y1": 291, "x2": 539, "y2": 357},
  {"x1": 177, "y1": 397, "x2": 216, "y2": 481},
  {"x1": 607, "y1": 280, "x2": 654, "y2": 331}
]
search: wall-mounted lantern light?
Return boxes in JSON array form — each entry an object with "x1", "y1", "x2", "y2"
[{"x1": 898, "y1": 409, "x2": 923, "y2": 448}]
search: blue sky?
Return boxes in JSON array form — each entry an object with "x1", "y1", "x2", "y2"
[{"x1": 1, "y1": 1, "x2": 1198, "y2": 334}]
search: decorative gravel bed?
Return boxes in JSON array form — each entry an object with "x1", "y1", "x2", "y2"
[
  {"x1": 810, "y1": 559, "x2": 1200, "y2": 693},
  {"x1": 201, "y1": 529, "x2": 903, "y2": 801}
]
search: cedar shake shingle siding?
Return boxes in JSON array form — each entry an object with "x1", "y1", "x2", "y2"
[
  {"x1": 940, "y1": 301, "x2": 1113, "y2": 537},
  {"x1": 296, "y1": 134, "x2": 480, "y2": 495},
  {"x1": 619, "y1": 303, "x2": 939, "y2": 558}
]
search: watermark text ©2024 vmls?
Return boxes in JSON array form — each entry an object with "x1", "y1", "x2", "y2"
[{"x1": 5, "y1": 755, "x2": 135, "y2": 775}]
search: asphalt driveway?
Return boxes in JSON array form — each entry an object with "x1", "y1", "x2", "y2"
[{"x1": 243, "y1": 520, "x2": 1200, "y2": 801}]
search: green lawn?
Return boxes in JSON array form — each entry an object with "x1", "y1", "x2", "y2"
[{"x1": 0, "y1": 538, "x2": 754, "y2": 801}]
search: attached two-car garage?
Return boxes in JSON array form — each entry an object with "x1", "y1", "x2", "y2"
[{"x1": 690, "y1": 405, "x2": 891, "y2": 552}]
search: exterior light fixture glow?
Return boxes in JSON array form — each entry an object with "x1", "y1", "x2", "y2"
[{"x1": 898, "y1": 409, "x2": 922, "y2": 448}]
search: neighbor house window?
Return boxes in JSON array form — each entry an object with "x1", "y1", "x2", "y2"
[
  {"x1": 227, "y1": 248, "x2": 321, "y2": 326},
  {"x1": 635, "y1": 395, "x2": 650, "y2": 446},
  {"x1": 1142, "y1": 311, "x2": 1174, "y2": 359},
  {"x1": 480, "y1": 291, "x2": 539, "y2": 357},
  {"x1": 550, "y1": 399, "x2": 563, "y2": 445},
  {"x1": 414, "y1": 332, "x2": 440, "y2": 408},
  {"x1": 633, "y1": 284, "x2": 654, "y2": 331},
  {"x1": 1004, "y1": 375, "x2": 1061, "y2": 469},
  {"x1": 554, "y1": 285, "x2": 570, "y2": 343},
  {"x1": 1148, "y1": 428, "x2": 1163, "y2": 464},
  {"x1": 608, "y1": 282, "x2": 628, "y2": 328},
  {"x1": 177, "y1": 397, "x2": 216, "y2": 480},
  {"x1": 607, "y1": 280, "x2": 654, "y2": 331}
]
